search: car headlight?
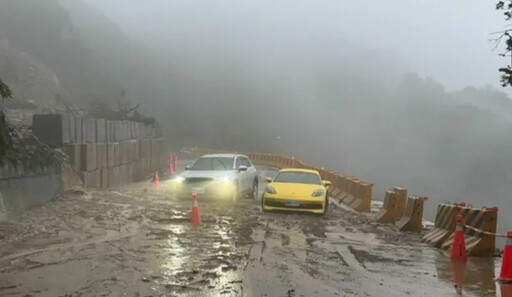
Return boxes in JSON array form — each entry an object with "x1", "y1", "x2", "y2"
[
  {"x1": 215, "y1": 176, "x2": 235, "y2": 183},
  {"x1": 174, "y1": 176, "x2": 185, "y2": 183},
  {"x1": 265, "y1": 185, "x2": 276, "y2": 194},
  {"x1": 312, "y1": 189, "x2": 325, "y2": 197}
]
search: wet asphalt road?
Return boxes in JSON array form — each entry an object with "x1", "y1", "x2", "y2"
[{"x1": 0, "y1": 165, "x2": 506, "y2": 297}]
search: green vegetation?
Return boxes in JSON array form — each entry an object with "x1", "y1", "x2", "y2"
[{"x1": 0, "y1": 78, "x2": 13, "y2": 166}]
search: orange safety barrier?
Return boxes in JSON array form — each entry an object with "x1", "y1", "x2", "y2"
[
  {"x1": 440, "y1": 207, "x2": 498, "y2": 257},
  {"x1": 393, "y1": 187, "x2": 408, "y2": 218},
  {"x1": 422, "y1": 204, "x2": 467, "y2": 248},
  {"x1": 395, "y1": 196, "x2": 424, "y2": 233},
  {"x1": 349, "y1": 182, "x2": 372, "y2": 212},
  {"x1": 343, "y1": 179, "x2": 360, "y2": 205},
  {"x1": 376, "y1": 190, "x2": 403, "y2": 223}
]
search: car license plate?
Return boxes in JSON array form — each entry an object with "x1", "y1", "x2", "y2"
[
  {"x1": 192, "y1": 187, "x2": 205, "y2": 194},
  {"x1": 286, "y1": 201, "x2": 300, "y2": 207}
]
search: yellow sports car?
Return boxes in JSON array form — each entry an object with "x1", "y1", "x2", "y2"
[{"x1": 262, "y1": 168, "x2": 331, "y2": 215}]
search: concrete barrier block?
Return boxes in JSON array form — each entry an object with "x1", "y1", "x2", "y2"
[
  {"x1": 396, "y1": 196, "x2": 424, "y2": 233},
  {"x1": 96, "y1": 143, "x2": 107, "y2": 169},
  {"x1": 101, "y1": 168, "x2": 109, "y2": 189},
  {"x1": 106, "y1": 121, "x2": 114, "y2": 143},
  {"x1": 68, "y1": 115, "x2": 76, "y2": 143},
  {"x1": 80, "y1": 143, "x2": 97, "y2": 171},
  {"x1": 84, "y1": 119, "x2": 97, "y2": 143},
  {"x1": 108, "y1": 167, "x2": 119, "y2": 188},
  {"x1": 118, "y1": 164, "x2": 128, "y2": 186},
  {"x1": 113, "y1": 142, "x2": 121, "y2": 166},
  {"x1": 123, "y1": 121, "x2": 130, "y2": 141},
  {"x1": 32, "y1": 113, "x2": 71, "y2": 145},
  {"x1": 106, "y1": 143, "x2": 115, "y2": 168},
  {"x1": 75, "y1": 117, "x2": 83, "y2": 143},
  {"x1": 81, "y1": 171, "x2": 92, "y2": 188},
  {"x1": 119, "y1": 142, "x2": 126, "y2": 165},
  {"x1": 93, "y1": 169, "x2": 101, "y2": 188},
  {"x1": 63, "y1": 144, "x2": 81, "y2": 172},
  {"x1": 96, "y1": 119, "x2": 107, "y2": 143}
]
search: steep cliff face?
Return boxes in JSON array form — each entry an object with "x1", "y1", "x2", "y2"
[
  {"x1": 0, "y1": 39, "x2": 67, "y2": 109},
  {"x1": 0, "y1": 0, "x2": 127, "y2": 108}
]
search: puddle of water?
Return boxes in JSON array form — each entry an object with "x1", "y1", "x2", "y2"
[{"x1": 434, "y1": 252, "x2": 498, "y2": 296}]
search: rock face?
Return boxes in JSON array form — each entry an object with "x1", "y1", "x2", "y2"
[
  {"x1": 0, "y1": 0, "x2": 130, "y2": 109},
  {"x1": 0, "y1": 39, "x2": 68, "y2": 109}
]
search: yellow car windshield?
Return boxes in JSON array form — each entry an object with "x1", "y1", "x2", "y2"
[{"x1": 274, "y1": 172, "x2": 321, "y2": 185}]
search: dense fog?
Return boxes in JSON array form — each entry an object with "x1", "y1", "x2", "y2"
[{"x1": 1, "y1": 0, "x2": 511, "y2": 232}]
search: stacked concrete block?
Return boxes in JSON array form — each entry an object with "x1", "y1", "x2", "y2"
[
  {"x1": 63, "y1": 144, "x2": 81, "y2": 172},
  {"x1": 32, "y1": 114, "x2": 71, "y2": 146},
  {"x1": 80, "y1": 143, "x2": 97, "y2": 172},
  {"x1": 68, "y1": 115, "x2": 76, "y2": 143},
  {"x1": 107, "y1": 121, "x2": 115, "y2": 143},
  {"x1": 108, "y1": 166, "x2": 119, "y2": 188},
  {"x1": 84, "y1": 119, "x2": 97, "y2": 143},
  {"x1": 33, "y1": 113, "x2": 165, "y2": 190},
  {"x1": 96, "y1": 143, "x2": 107, "y2": 169},
  {"x1": 93, "y1": 169, "x2": 101, "y2": 188},
  {"x1": 96, "y1": 119, "x2": 107, "y2": 143},
  {"x1": 82, "y1": 170, "x2": 100, "y2": 189},
  {"x1": 75, "y1": 117, "x2": 83, "y2": 143},
  {"x1": 113, "y1": 142, "x2": 121, "y2": 166},
  {"x1": 106, "y1": 143, "x2": 115, "y2": 168},
  {"x1": 119, "y1": 142, "x2": 127, "y2": 165},
  {"x1": 100, "y1": 168, "x2": 109, "y2": 189}
]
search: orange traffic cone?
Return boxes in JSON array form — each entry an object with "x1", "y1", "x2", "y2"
[
  {"x1": 499, "y1": 232, "x2": 512, "y2": 283},
  {"x1": 191, "y1": 192, "x2": 202, "y2": 225},
  {"x1": 154, "y1": 172, "x2": 160, "y2": 189},
  {"x1": 451, "y1": 215, "x2": 467, "y2": 262}
]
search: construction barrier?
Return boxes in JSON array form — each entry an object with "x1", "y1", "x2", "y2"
[
  {"x1": 422, "y1": 204, "x2": 468, "y2": 248},
  {"x1": 395, "y1": 196, "x2": 424, "y2": 233},
  {"x1": 393, "y1": 187, "x2": 408, "y2": 217},
  {"x1": 349, "y1": 182, "x2": 372, "y2": 212},
  {"x1": 440, "y1": 207, "x2": 498, "y2": 257},
  {"x1": 376, "y1": 190, "x2": 401, "y2": 223},
  {"x1": 342, "y1": 178, "x2": 359, "y2": 205}
]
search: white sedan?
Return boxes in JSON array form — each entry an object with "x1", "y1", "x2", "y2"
[{"x1": 173, "y1": 154, "x2": 258, "y2": 201}]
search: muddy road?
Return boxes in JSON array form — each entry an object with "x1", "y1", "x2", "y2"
[{"x1": 0, "y1": 166, "x2": 504, "y2": 297}]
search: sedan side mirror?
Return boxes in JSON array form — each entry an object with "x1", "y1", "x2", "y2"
[
  {"x1": 323, "y1": 180, "x2": 332, "y2": 187},
  {"x1": 238, "y1": 166, "x2": 248, "y2": 172},
  {"x1": 265, "y1": 177, "x2": 273, "y2": 183},
  {"x1": 185, "y1": 165, "x2": 191, "y2": 170}
]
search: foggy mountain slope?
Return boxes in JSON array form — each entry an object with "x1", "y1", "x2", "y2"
[
  {"x1": 0, "y1": 39, "x2": 67, "y2": 108},
  {"x1": 0, "y1": 0, "x2": 124, "y2": 107},
  {"x1": 58, "y1": 0, "x2": 165, "y2": 107}
]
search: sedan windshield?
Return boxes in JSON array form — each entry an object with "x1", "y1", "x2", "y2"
[
  {"x1": 273, "y1": 172, "x2": 321, "y2": 185},
  {"x1": 191, "y1": 157, "x2": 234, "y2": 171}
]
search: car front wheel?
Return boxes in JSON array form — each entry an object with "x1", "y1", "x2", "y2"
[{"x1": 249, "y1": 179, "x2": 258, "y2": 199}]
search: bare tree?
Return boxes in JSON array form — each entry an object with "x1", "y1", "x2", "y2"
[{"x1": 493, "y1": 1, "x2": 512, "y2": 86}]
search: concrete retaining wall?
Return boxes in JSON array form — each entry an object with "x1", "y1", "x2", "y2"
[
  {"x1": 33, "y1": 114, "x2": 164, "y2": 189},
  {"x1": 0, "y1": 164, "x2": 63, "y2": 214}
]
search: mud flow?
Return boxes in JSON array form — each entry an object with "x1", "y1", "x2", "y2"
[{"x1": 0, "y1": 167, "x2": 503, "y2": 296}]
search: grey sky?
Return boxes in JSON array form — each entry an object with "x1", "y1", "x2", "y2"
[{"x1": 83, "y1": 0, "x2": 506, "y2": 91}]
